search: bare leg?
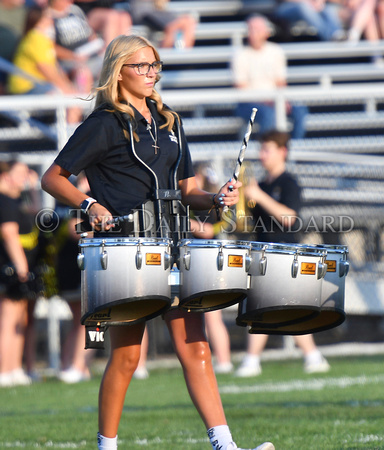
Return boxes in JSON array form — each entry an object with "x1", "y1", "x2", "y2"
[
  {"x1": 161, "y1": 15, "x2": 197, "y2": 48},
  {"x1": 295, "y1": 334, "x2": 330, "y2": 373},
  {"x1": 61, "y1": 300, "x2": 94, "y2": 375},
  {"x1": 205, "y1": 310, "x2": 232, "y2": 367},
  {"x1": 98, "y1": 321, "x2": 145, "y2": 437},
  {"x1": 133, "y1": 325, "x2": 149, "y2": 379},
  {"x1": 293, "y1": 334, "x2": 317, "y2": 355},
  {"x1": 164, "y1": 308, "x2": 226, "y2": 429},
  {"x1": 0, "y1": 297, "x2": 27, "y2": 372},
  {"x1": 377, "y1": 0, "x2": 384, "y2": 37},
  {"x1": 24, "y1": 300, "x2": 36, "y2": 374},
  {"x1": 235, "y1": 334, "x2": 268, "y2": 377},
  {"x1": 247, "y1": 334, "x2": 269, "y2": 355},
  {"x1": 87, "y1": 8, "x2": 132, "y2": 47}
]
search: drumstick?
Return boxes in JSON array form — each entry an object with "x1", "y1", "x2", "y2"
[
  {"x1": 109, "y1": 214, "x2": 134, "y2": 224},
  {"x1": 230, "y1": 107, "x2": 257, "y2": 188},
  {"x1": 223, "y1": 108, "x2": 257, "y2": 213}
]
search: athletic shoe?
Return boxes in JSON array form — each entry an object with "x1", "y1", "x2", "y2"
[
  {"x1": 214, "y1": 362, "x2": 234, "y2": 374},
  {"x1": 0, "y1": 372, "x2": 14, "y2": 387},
  {"x1": 228, "y1": 442, "x2": 275, "y2": 450},
  {"x1": 304, "y1": 355, "x2": 330, "y2": 374},
  {"x1": 133, "y1": 367, "x2": 149, "y2": 380},
  {"x1": 234, "y1": 361, "x2": 262, "y2": 378},
  {"x1": 0, "y1": 369, "x2": 32, "y2": 387},
  {"x1": 253, "y1": 443, "x2": 275, "y2": 450},
  {"x1": 58, "y1": 368, "x2": 91, "y2": 384},
  {"x1": 11, "y1": 369, "x2": 32, "y2": 386}
]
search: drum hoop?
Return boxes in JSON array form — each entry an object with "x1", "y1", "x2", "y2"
[
  {"x1": 307, "y1": 245, "x2": 348, "y2": 255},
  {"x1": 178, "y1": 239, "x2": 251, "y2": 249},
  {"x1": 250, "y1": 242, "x2": 347, "y2": 257},
  {"x1": 250, "y1": 245, "x2": 324, "y2": 257},
  {"x1": 79, "y1": 237, "x2": 172, "y2": 248}
]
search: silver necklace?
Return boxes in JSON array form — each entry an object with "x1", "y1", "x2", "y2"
[{"x1": 146, "y1": 114, "x2": 159, "y2": 154}]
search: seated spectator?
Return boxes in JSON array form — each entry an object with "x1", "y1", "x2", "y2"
[
  {"x1": 128, "y1": 0, "x2": 198, "y2": 48},
  {"x1": 273, "y1": 0, "x2": 344, "y2": 41},
  {"x1": 48, "y1": 0, "x2": 104, "y2": 89},
  {"x1": 335, "y1": 0, "x2": 380, "y2": 43},
  {"x1": 74, "y1": 0, "x2": 132, "y2": 47},
  {"x1": 231, "y1": 14, "x2": 308, "y2": 139},
  {"x1": 7, "y1": 4, "x2": 82, "y2": 122},
  {"x1": 0, "y1": 0, "x2": 27, "y2": 93},
  {"x1": 377, "y1": 0, "x2": 384, "y2": 38}
]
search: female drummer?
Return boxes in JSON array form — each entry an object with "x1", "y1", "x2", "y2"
[{"x1": 41, "y1": 34, "x2": 274, "y2": 450}]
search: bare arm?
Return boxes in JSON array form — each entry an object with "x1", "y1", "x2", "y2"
[
  {"x1": 36, "y1": 62, "x2": 76, "y2": 94},
  {"x1": 244, "y1": 180, "x2": 297, "y2": 227},
  {"x1": 179, "y1": 176, "x2": 242, "y2": 210},
  {"x1": 1, "y1": 222, "x2": 29, "y2": 281},
  {"x1": 41, "y1": 163, "x2": 113, "y2": 230}
]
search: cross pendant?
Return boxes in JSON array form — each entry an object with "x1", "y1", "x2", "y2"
[{"x1": 153, "y1": 144, "x2": 160, "y2": 154}]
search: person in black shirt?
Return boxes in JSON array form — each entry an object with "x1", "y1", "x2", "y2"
[
  {"x1": 0, "y1": 160, "x2": 40, "y2": 387},
  {"x1": 41, "y1": 35, "x2": 273, "y2": 450},
  {"x1": 245, "y1": 130, "x2": 301, "y2": 243},
  {"x1": 235, "y1": 130, "x2": 330, "y2": 378}
]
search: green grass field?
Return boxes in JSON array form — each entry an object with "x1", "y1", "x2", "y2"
[{"x1": 0, "y1": 355, "x2": 383, "y2": 449}]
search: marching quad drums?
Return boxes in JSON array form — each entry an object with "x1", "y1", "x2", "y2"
[{"x1": 78, "y1": 237, "x2": 349, "y2": 335}]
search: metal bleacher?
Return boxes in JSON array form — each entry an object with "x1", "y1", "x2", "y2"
[{"x1": 1, "y1": 4, "x2": 384, "y2": 247}]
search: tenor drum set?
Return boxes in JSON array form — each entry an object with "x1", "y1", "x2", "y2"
[
  {"x1": 78, "y1": 107, "x2": 349, "y2": 337},
  {"x1": 78, "y1": 236, "x2": 349, "y2": 336}
]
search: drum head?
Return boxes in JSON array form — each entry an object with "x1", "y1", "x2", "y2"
[
  {"x1": 247, "y1": 308, "x2": 346, "y2": 335},
  {"x1": 81, "y1": 296, "x2": 172, "y2": 326},
  {"x1": 179, "y1": 290, "x2": 247, "y2": 312},
  {"x1": 236, "y1": 305, "x2": 320, "y2": 328}
]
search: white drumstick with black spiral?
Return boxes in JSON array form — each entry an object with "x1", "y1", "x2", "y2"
[
  {"x1": 230, "y1": 107, "x2": 257, "y2": 187},
  {"x1": 221, "y1": 107, "x2": 257, "y2": 217}
]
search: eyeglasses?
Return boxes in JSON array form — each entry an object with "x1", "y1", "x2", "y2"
[{"x1": 123, "y1": 61, "x2": 163, "y2": 76}]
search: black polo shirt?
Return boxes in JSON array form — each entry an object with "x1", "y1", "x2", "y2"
[
  {"x1": 55, "y1": 100, "x2": 194, "y2": 216},
  {"x1": 250, "y1": 171, "x2": 302, "y2": 243}
]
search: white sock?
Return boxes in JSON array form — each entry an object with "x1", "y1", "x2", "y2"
[
  {"x1": 207, "y1": 425, "x2": 236, "y2": 450},
  {"x1": 97, "y1": 432, "x2": 117, "y2": 450},
  {"x1": 348, "y1": 27, "x2": 361, "y2": 42},
  {"x1": 241, "y1": 354, "x2": 260, "y2": 368},
  {"x1": 305, "y1": 350, "x2": 322, "y2": 365}
]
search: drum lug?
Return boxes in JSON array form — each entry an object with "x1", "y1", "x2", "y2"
[
  {"x1": 291, "y1": 253, "x2": 299, "y2": 278},
  {"x1": 259, "y1": 246, "x2": 267, "y2": 275},
  {"x1": 136, "y1": 251, "x2": 142, "y2": 270},
  {"x1": 217, "y1": 247, "x2": 224, "y2": 271},
  {"x1": 259, "y1": 257, "x2": 267, "y2": 276},
  {"x1": 339, "y1": 260, "x2": 349, "y2": 277},
  {"x1": 100, "y1": 251, "x2": 108, "y2": 270},
  {"x1": 100, "y1": 241, "x2": 108, "y2": 270},
  {"x1": 318, "y1": 254, "x2": 327, "y2": 279},
  {"x1": 317, "y1": 261, "x2": 327, "y2": 279},
  {"x1": 183, "y1": 251, "x2": 191, "y2": 270},
  {"x1": 77, "y1": 253, "x2": 85, "y2": 270},
  {"x1": 164, "y1": 251, "x2": 171, "y2": 271},
  {"x1": 245, "y1": 254, "x2": 252, "y2": 272}
]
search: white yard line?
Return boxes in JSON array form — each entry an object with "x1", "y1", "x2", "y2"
[{"x1": 219, "y1": 374, "x2": 384, "y2": 394}]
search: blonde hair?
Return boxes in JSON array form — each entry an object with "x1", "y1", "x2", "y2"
[{"x1": 95, "y1": 35, "x2": 178, "y2": 141}]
